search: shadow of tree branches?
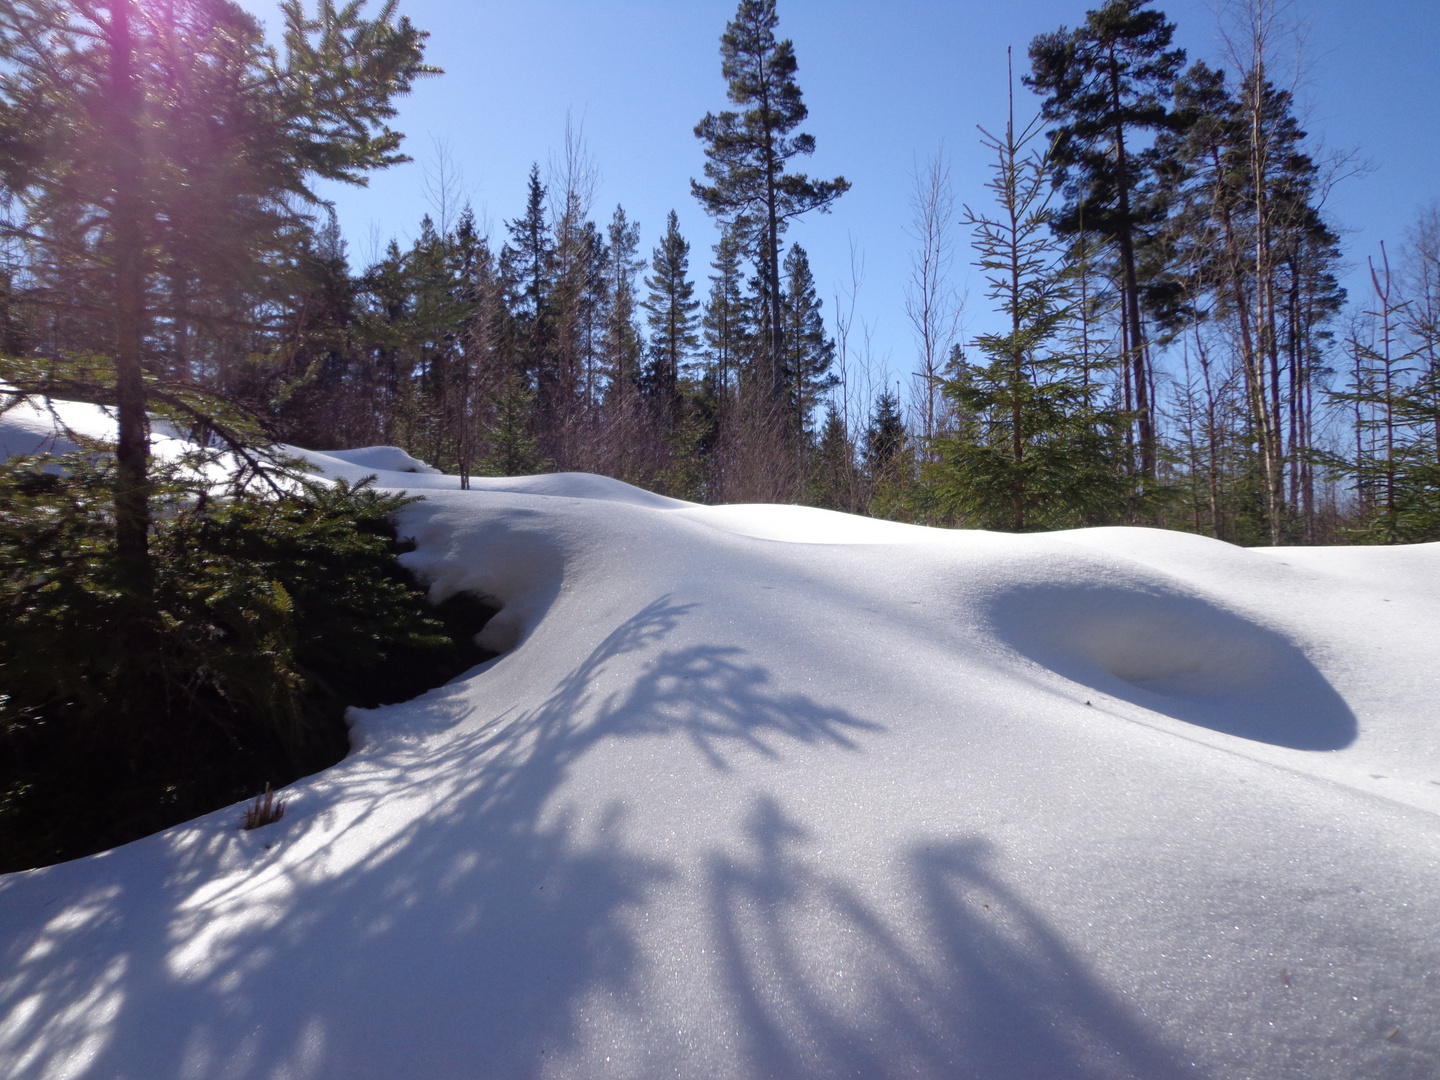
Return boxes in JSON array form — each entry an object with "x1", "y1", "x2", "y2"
[
  {"x1": 708, "y1": 795, "x2": 1202, "y2": 1079},
  {"x1": 1, "y1": 596, "x2": 1194, "y2": 1080}
]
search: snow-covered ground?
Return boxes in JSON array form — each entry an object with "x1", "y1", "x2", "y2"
[{"x1": 3, "y1": 402, "x2": 1439, "y2": 1079}]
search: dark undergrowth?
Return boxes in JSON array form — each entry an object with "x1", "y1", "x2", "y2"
[{"x1": 0, "y1": 452, "x2": 497, "y2": 874}]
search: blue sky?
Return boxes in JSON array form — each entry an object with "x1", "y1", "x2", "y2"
[{"x1": 239, "y1": 0, "x2": 1439, "y2": 398}]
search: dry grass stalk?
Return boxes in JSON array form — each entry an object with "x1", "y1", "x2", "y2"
[{"x1": 242, "y1": 783, "x2": 286, "y2": 830}]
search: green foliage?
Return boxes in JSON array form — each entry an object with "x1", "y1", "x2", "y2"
[
  {"x1": 0, "y1": 0, "x2": 436, "y2": 379},
  {"x1": 924, "y1": 89, "x2": 1131, "y2": 532},
  {"x1": 642, "y1": 210, "x2": 701, "y2": 420},
  {"x1": 929, "y1": 359, "x2": 1131, "y2": 530},
  {"x1": 1322, "y1": 242, "x2": 1440, "y2": 544},
  {"x1": 480, "y1": 374, "x2": 549, "y2": 477},
  {"x1": 0, "y1": 448, "x2": 493, "y2": 872},
  {"x1": 692, "y1": 0, "x2": 849, "y2": 405},
  {"x1": 807, "y1": 404, "x2": 857, "y2": 512},
  {"x1": 779, "y1": 245, "x2": 837, "y2": 431},
  {"x1": 864, "y1": 390, "x2": 925, "y2": 523}
]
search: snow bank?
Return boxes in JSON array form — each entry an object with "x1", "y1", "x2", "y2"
[
  {"x1": 2, "y1": 400, "x2": 1439, "y2": 1079},
  {"x1": 0, "y1": 391, "x2": 193, "y2": 463}
]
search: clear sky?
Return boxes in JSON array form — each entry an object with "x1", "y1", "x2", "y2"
[{"x1": 238, "y1": 0, "x2": 1440, "y2": 398}]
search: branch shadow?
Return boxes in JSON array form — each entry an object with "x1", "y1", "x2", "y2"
[
  {"x1": 709, "y1": 795, "x2": 1203, "y2": 1079},
  {"x1": 3, "y1": 596, "x2": 1196, "y2": 1079},
  {"x1": 0, "y1": 596, "x2": 874, "y2": 1078}
]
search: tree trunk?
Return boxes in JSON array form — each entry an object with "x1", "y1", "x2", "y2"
[
  {"x1": 1108, "y1": 50, "x2": 1155, "y2": 479},
  {"x1": 109, "y1": 0, "x2": 152, "y2": 598}
]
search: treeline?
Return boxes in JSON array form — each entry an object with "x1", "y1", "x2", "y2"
[
  {"x1": 250, "y1": 175, "x2": 846, "y2": 506},
  {"x1": 258, "y1": 0, "x2": 1438, "y2": 544},
  {"x1": 244, "y1": 0, "x2": 858, "y2": 507}
]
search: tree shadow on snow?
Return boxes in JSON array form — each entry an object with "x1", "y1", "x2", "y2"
[
  {"x1": 708, "y1": 795, "x2": 1202, "y2": 1080},
  {"x1": 1, "y1": 595, "x2": 1194, "y2": 1079}
]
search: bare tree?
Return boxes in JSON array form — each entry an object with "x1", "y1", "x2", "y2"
[
  {"x1": 904, "y1": 146, "x2": 963, "y2": 446},
  {"x1": 546, "y1": 117, "x2": 603, "y2": 469},
  {"x1": 421, "y1": 137, "x2": 468, "y2": 235}
]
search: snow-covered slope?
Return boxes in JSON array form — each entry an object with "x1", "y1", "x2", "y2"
[{"x1": 2, "y1": 410, "x2": 1438, "y2": 1079}]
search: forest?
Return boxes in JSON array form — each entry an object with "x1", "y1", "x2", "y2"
[
  {"x1": 0, "y1": 0, "x2": 1437, "y2": 867},
  {"x1": 4, "y1": 0, "x2": 1437, "y2": 546}
]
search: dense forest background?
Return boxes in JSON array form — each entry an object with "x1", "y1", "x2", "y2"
[{"x1": 3, "y1": 0, "x2": 1437, "y2": 546}]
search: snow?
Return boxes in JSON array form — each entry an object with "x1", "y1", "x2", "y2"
[
  {"x1": 0, "y1": 392, "x2": 193, "y2": 463},
  {"x1": 3, "y1": 400, "x2": 1440, "y2": 1079}
]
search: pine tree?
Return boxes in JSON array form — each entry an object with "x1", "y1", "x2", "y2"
[
  {"x1": 1026, "y1": 0, "x2": 1186, "y2": 480},
  {"x1": 642, "y1": 210, "x2": 701, "y2": 424},
  {"x1": 1149, "y1": 58, "x2": 1344, "y2": 542},
  {"x1": 692, "y1": 0, "x2": 849, "y2": 408}
]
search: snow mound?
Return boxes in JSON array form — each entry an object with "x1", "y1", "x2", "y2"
[
  {"x1": 677, "y1": 501, "x2": 937, "y2": 543},
  {"x1": 310, "y1": 445, "x2": 442, "y2": 474},
  {"x1": 0, "y1": 392, "x2": 191, "y2": 462},
  {"x1": 293, "y1": 448, "x2": 691, "y2": 508},
  {"x1": 3, "y1": 401, "x2": 1440, "y2": 1080},
  {"x1": 456, "y1": 470, "x2": 692, "y2": 508}
]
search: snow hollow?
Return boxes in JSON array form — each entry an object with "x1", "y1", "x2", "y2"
[{"x1": 2, "y1": 406, "x2": 1439, "y2": 1079}]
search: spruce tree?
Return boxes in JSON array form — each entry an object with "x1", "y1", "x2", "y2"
[
  {"x1": 500, "y1": 164, "x2": 555, "y2": 400},
  {"x1": 641, "y1": 210, "x2": 701, "y2": 424},
  {"x1": 701, "y1": 227, "x2": 752, "y2": 403},
  {"x1": 692, "y1": 0, "x2": 849, "y2": 408},
  {"x1": 603, "y1": 205, "x2": 645, "y2": 398},
  {"x1": 1328, "y1": 241, "x2": 1439, "y2": 543},
  {"x1": 778, "y1": 244, "x2": 837, "y2": 435},
  {"x1": 865, "y1": 389, "x2": 907, "y2": 480},
  {"x1": 808, "y1": 402, "x2": 856, "y2": 511},
  {"x1": 927, "y1": 79, "x2": 1128, "y2": 531},
  {"x1": 0, "y1": 0, "x2": 433, "y2": 593},
  {"x1": 865, "y1": 388, "x2": 914, "y2": 520}
]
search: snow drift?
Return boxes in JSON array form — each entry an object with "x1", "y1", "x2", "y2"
[{"x1": 2, "y1": 405, "x2": 1439, "y2": 1079}]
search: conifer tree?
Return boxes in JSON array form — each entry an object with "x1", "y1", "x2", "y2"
[
  {"x1": 864, "y1": 387, "x2": 915, "y2": 519},
  {"x1": 450, "y1": 209, "x2": 501, "y2": 488},
  {"x1": 642, "y1": 210, "x2": 701, "y2": 424},
  {"x1": 808, "y1": 402, "x2": 857, "y2": 510},
  {"x1": 1149, "y1": 58, "x2": 1344, "y2": 542},
  {"x1": 500, "y1": 164, "x2": 554, "y2": 396},
  {"x1": 701, "y1": 228, "x2": 752, "y2": 403},
  {"x1": 483, "y1": 373, "x2": 548, "y2": 477},
  {"x1": 865, "y1": 389, "x2": 907, "y2": 480},
  {"x1": 548, "y1": 151, "x2": 603, "y2": 466},
  {"x1": 692, "y1": 0, "x2": 849, "y2": 407},
  {"x1": 778, "y1": 244, "x2": 836, "y2": 435},
  {"x1": 0, "y1": 0, "x2": 433, "y2": 593},
  {"x1": 927, "y1": 77, "x2": 1128, "y2": 531},
  {"x1": 603, "y1": 205, "x2": 645, "y2": 398},
  {"x1": 1026, "y1": 0, "x2": 1186, "y2": 479},
  {"x1": 1328, "y1": 240, "x2": 1440, "y2": 543}
]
